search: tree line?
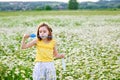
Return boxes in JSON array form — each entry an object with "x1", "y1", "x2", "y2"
[{"x1": 0, "y1": 0, "x2": 120, "y2": 11}]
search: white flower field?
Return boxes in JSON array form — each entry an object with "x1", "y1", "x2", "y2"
[{"x1": 0, "y1": 11, "x2": 120, "y2": 80}]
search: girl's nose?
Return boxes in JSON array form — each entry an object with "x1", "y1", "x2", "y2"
[{"x1": 41, "y1": 33, "x2": 44, "y2": 36}]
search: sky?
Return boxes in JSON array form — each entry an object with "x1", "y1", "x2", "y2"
[{"x1": 0, "y1": 0, "x2": 99, "y2": 3}]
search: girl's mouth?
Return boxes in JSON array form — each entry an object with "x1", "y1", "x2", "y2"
[
  {"x1": 40, "y1": 36, "x2": 52, "y2": 39},
  {"x1": 40, "y1": 36, "x2": 48, "y2": 39}
]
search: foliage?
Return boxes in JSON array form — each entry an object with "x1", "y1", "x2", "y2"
[
  {"x1": 45, "y1": 5, "x2": 52, "y2": 10},
  {"x1": 0, "y1": 1, "x2": 120, "y2": 11},
  {"x1": 79, "y1": 0, "x2": 120, "y2": 9},
  {"x1": 68, "y1": 0, "x2": 78, "y2": 10},
  {"x1": 0, "y1": 2, "x2": 67, "y2": 11}
]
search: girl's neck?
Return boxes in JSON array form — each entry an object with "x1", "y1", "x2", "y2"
[{"x1": 42, "y1": 39, "x2": 50, "y2": 43}]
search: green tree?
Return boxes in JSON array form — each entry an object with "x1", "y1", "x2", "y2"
[
  {"x1": 45, "y1": 5, "x2": 52, "y2": 10},
  {"x1": 68, "y1": 0, "x2": 79, "y2": 10}
]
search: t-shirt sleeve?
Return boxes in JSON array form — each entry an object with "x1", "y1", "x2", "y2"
[{"x1": 53, "y1": 39, "x2": 56, "y2": 47}]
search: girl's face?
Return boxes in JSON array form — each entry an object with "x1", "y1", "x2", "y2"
[{"x1": 39, "y1": 26, "x2": 49, "y2": 39}]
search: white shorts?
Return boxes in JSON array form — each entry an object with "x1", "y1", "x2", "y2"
[{"x1": 32, "y1": 62, "x2": 56, "y2": 80}]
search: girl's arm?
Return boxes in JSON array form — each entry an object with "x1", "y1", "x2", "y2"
[
  {"x1": 21, "y1": 34, "x2": 37, "y2": 49},
  {"x1": 53, "y1": 46, "x2": 65, "y2": 58}
]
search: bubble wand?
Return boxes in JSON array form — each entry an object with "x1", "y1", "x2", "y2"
[
  {"x1": 62, "y1": 58, "x2": 66, "y2": 71},
  {"x1": 30, "y1": 33, "x2": 36, "y2": 38}
]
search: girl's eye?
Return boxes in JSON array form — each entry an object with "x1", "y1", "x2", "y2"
[
  {"x1": 39, "y1": 31, "x2": 46, "y2": 33},
  {"x1": 43, "y1": 31, "x2": 46, "y2": 33}
]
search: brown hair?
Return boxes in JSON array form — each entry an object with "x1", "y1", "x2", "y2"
[{"x1": 37, "y1": 23, "x2": 52, "y2": 41}]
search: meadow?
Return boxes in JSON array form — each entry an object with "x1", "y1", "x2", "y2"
[{"x1": 0, "y1": 10, "x2": 120, "y2": 80}]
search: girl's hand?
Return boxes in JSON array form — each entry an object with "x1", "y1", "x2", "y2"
[
  {"x1": 23, "y1": 34, "x2": 30, "y2": 39},
  {"x1": 54, "y1": 53, "x2": 65, "y2": 59},
  {"x1": 61, "y1": 54, "x2": 65, "y2": 58}
]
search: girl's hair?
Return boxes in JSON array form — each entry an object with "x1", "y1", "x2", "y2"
[{"x1": 37, "y1": 23, "x2": 52, "y2": 41}]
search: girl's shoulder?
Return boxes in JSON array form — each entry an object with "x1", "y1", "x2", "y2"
[
  {"x1": 52, "y1": 39, "x2": 56, "y2": 43},
  {"x1": 52, "y1": 39, "x2": 56, "y2": 42},
  {"x1": 36, "y1": 38, "x2": 39, "y2": 42},
  {"x1": 51, "y1": 39, "x2": 57, "y2": 46}
]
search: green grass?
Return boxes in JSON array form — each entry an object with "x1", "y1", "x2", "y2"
[{"x1": 0, "y1": 10, "x2": 120, "y2": 16}]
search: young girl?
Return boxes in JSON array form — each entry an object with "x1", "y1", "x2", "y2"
[{"x1": 21, "y1": 23, "x2": 65, "y2": 80}]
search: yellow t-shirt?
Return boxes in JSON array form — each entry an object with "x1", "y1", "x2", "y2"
[{"x1": 35, "y1": 39, "x2": 56, "y2": 62}]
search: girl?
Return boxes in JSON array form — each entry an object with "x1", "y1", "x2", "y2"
[{"x1": 21, "y1": 23, "x2": 65, "y2": 80}]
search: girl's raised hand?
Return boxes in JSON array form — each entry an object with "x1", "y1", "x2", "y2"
[{"x1": 23, "y1": 34, "x2": 30, "y2": 39}]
